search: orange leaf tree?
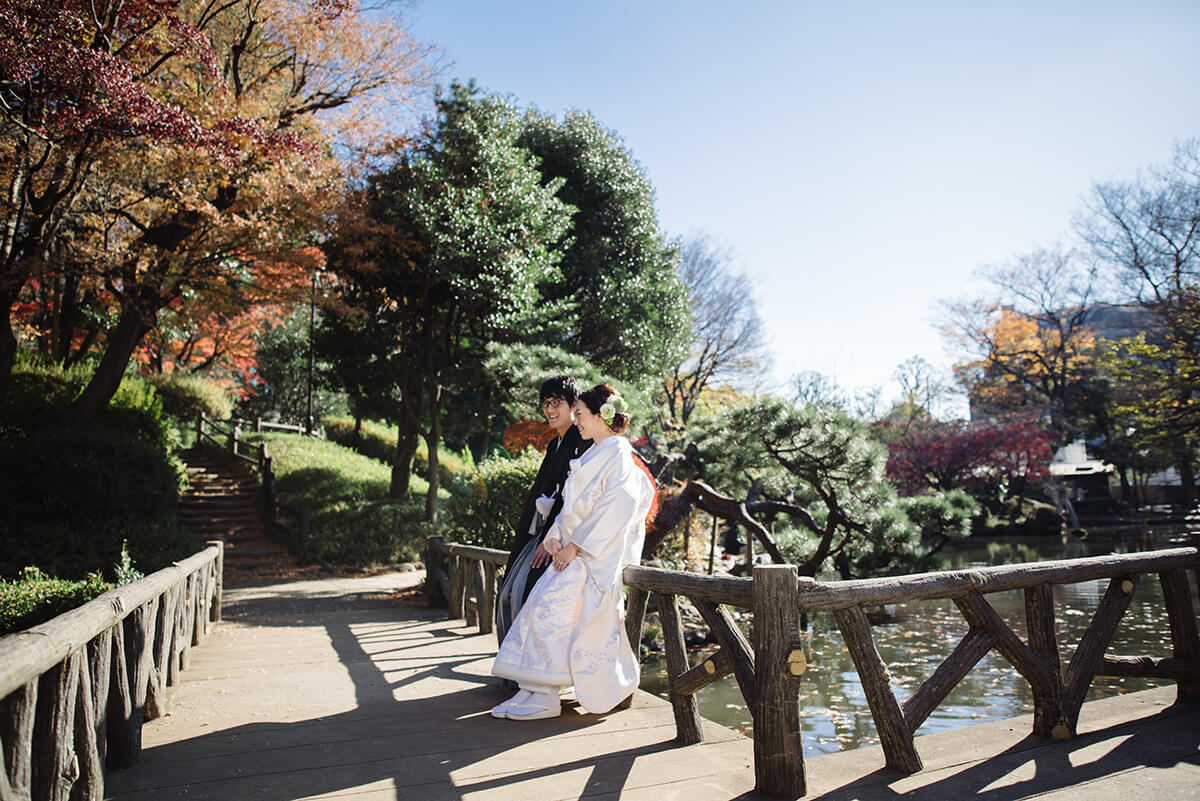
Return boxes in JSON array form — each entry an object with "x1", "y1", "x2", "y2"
[
  {"x1": 942, "y1": 249, "x2": 1100, "y2": 435},
  {"x1": 3, "y1": 0, "x2": 431, "y2": 420}
]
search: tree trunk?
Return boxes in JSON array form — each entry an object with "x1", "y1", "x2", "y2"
[
  {"x1": 63, "y1": 309, "x2": 152, "y2": 423},
  {"x1": 1116, "y1": 464, "x2": 1133, "y2": 508},
  {"x1": 0, "y1": 298, "x2": 16, "y2": 403},
  {"x1": 424, "y1": 383, "x2": 442, "y2": 524},
  {"x1": 1175, "y1": 436, "x2": 1197, "y2": 508},
  {"x1": 391, "y1": 419, "x2": 419, "y2": 498},
  {"x1": 472, "y1": 382, "x2": 494, "y2": 464},
  {"x1": 388, "y1": 365, "x2": 423, "y2": 498}
]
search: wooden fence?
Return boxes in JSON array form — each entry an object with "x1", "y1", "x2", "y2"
[
  {"x1": 426, "y1": 537, "x2": 1200, "y2": 798},
  {"x1": 0, "y1": 542, "x2": 224, "y2": 801}
]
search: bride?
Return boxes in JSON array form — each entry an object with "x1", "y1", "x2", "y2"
[{"x1": 490, "y1": 384, "x2": 655, "y2": 720}]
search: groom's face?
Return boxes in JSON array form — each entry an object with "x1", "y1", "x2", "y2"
[{"x1": 541, "y1": 395, "x2": 575, "y2": 435}]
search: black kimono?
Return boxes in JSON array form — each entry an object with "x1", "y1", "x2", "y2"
[{"x1": 495, "y1": 425, "x2": 591, "y2": 642}]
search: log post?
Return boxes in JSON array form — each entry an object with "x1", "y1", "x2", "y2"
[
  {"x1": 86, "y1": 630, "x2": 113, "y2": 773},
  {"x1": 72, "y1": 647, "x2": 102, "y2": 800},
  {"x1": 146, "y1": 588, "x2": 178, "y2": 720},
  {"x1": 107, "y1": 599, "x2": 157, "y2": 767},
  {"x1": 425, "y1": 538, "x2": 448, "y2": 608},
  {"x1": 752, "y1": 564, "x2": 806, "y2": 797},
  {"x1": 0, "y1": 679, "x2": 37, "y2": 801},
  {"x1": 206, "y1": 540, "x2": 224, "y2": 624},
  {"x1": 32, "y1": 650, "x2": 81, "y2": 801},
  {"x1": 449, "y1": 556, "x2": 467, "y2": 620},
  {"x1": 464, "y1": 560, "x2": 483, "y2": 628},
  {"x1": 178, "y1": 573, "x2": 195, "y2": 672},
  {"x1": 1024, "y1": 583, "x2": 1068, "y2": 738},
  {"x1": 656, "y1": 593, "x2": 704, "y2": 744},
  {"x1": 1160, "y1": 567, "x2": 1200, "y2": 702},
  {"x1": 105, "y1": 622, "x2": 134, "y2": 769},
  {"x1": 479, "y1": 562, "x2": 498, "y2": 635}
]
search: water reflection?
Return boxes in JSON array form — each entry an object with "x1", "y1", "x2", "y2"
[{"x1": 639, "y1": 526, "x2": 1196, "y2": 754}]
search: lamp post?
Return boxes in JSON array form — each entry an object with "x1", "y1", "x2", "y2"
[{"x1": 306, "y1": 268, "x2": 317, "y2": 435}]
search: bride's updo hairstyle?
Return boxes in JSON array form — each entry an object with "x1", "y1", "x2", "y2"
[{"x1": 578, "y1": 384, "x2": 631, "y2": 435}]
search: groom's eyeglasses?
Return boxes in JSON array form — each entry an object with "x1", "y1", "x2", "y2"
[{"x1": 541, "y1": 398, "x2": 566, "y2": 410}]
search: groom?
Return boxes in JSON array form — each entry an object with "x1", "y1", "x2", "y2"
[{"x1": 496, "y1": 375, "x2": 592, "y2": 643}]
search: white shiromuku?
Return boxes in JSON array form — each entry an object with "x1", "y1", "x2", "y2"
[{"x1": 491, "y1": 435, "x2": 653, "y2": 713}]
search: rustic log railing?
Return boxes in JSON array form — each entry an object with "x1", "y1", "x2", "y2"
[
  {"x1": 426, "y1": 537, "x2": 1200, "y2": 798},
  {"x1": 0, "y1": 541, "x2": 223, "y2": 801},
  {"x1": 426, "y1": 540, "x2": 505, "y2": 635}
]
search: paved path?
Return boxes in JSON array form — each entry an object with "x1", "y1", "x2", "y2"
[{"x1": 105, "y1": 571, "x2": 1199, "y2": 800}]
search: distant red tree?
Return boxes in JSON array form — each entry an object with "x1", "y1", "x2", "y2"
[
  {"x1": 886, "y1": 417, "x2": 1059, "y2": 497},
  {"x1": 503, "y1": 419, "x2": 556, "y2": 454}
]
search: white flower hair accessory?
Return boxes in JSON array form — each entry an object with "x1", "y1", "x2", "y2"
[{"x1": 599, "y1": 394, "x2": 629, "y2": 425}]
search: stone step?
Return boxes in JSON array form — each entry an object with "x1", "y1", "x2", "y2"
[
  {"x1": 179, "y1": 449, "x2": 301, "y2": 579},
  {"x1": 179, "y1": 506, "x2": 260, "y2": 518}
]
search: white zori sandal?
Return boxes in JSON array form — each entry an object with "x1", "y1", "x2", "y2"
[
  {"x1": 491, "y1": 690, "x2": 532, "y2": 719},
  {"x1": 490, "y1": 689, "x2": 560, "y2": 720}
]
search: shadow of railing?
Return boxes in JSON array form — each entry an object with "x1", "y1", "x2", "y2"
[{"x1": 104, "y1": 582, "x2": 672, "y2": 800}]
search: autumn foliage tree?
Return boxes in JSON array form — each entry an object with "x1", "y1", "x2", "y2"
[
  {"x1": 884, "y1": 417, "x2": 1059, "y2": 503},
  {"x1": 1, "y1": 0, "x2": 430, "y2": 419},
  {"x1": 942, "y1": 249, "x2": 1100, "y2": 435}
]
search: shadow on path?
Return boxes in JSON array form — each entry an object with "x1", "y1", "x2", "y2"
[{"x1": 105, "y1": 580, "x2": 680, "y2": 800}]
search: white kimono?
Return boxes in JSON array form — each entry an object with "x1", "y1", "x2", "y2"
[{"x1": 491, "y1": 435, "x2": 654, "y2": 713}]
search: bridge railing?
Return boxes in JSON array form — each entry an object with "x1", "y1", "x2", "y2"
[
  {"x1": 0, "y1": 541, "x2": 224, "y2": 801},
  {"x1": 426, "y1": 537, "x2": 1200, "y2": 798}
]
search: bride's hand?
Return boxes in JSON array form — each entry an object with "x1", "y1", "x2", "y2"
[{"x1": 553, "y1": 543, "x2": 579, "y2": 571}]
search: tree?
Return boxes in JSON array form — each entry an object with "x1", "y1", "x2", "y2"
[
  {"x1": 942, "y1": 248, "x2": 1100, "y2": 435},
  {"x1": 658, "y1": 235, "x2": 771, "y2": 427},
  {"x1": 884, "y1": 416, "x2": 1058, "y2": 502},
  {"x1": 516, "y1": 109, "x2": 690, "y2": 382},
  {"x1": 3, "y1": 0, "x2": 430, "y2": 420},
  {"x1": 238, "y1": 305, "x2": 348, "y2": 423},
  {"x1": 792, "y1": 370, "x2": 847, "y2": 409},
  {"x1": 323, "y1": 83, "x2": 573, "y2": 520},
  {"x1": 1080, "y1": 140, "x2": 1200, "y2": 504},
  {"x1": 0, "y1": 0, "x2": 245, "y2": 397},
  {"x1": 647, "y1": 398, "x2": 936, "y2": 578}
]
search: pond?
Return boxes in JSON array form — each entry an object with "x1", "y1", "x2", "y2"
[{"x1": 637, "y1": 524, "x2": 1197, "y2": 754}]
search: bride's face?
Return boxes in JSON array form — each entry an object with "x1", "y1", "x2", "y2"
[{"x1": 573, "y1": 400, "x2": 608, "y2": 441}]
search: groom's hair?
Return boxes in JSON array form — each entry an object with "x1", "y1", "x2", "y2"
[{"x1": 539, "y1": 375, "x2": 582, "y2": 404}]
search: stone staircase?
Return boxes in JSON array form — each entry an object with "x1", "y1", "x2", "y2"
[{"x1": 179, "y1": 448, "x2": 299, "y2": 585}]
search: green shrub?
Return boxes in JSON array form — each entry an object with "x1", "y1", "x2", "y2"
[
  {"x1": 443, "y1": 448, "x2": 542, "y2": 549},
  {"x1": 320, "y1": 415, "x2": 474, "y2": 483},
  {"x1": 3, "y1": 356, "x2": 179, "y2": 456},
  {"x1": 0, "y1": 427, "x2": 192, "y2": 580},
  {"x1": 0, "y1": 567, "x2": 112, "y2": 635},
  {"x1": 903, "y1": 489, "x2": 980, "y2": 542},
  {"x1": 252, "y1": 432, "x2": 437, "y2": 565},
  {"x1": 302, "y1": 501, "x2": 434, "y2": 565},
  {"x1": 148, "y1": 373, "x2": 235, "y2": 424}
]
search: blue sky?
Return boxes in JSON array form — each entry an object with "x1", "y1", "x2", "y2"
[{"x1": 402, "y1": 1, "x2": 1200, "y2": 414}]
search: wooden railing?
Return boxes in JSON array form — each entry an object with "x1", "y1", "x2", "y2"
[
  {"x1": 0, "y1": 541, "x2": 224, "y2": 801},
  {"x1": 426, "y1": 537, "x2": 1200, "y2": 798},
  {"x1": 426, "y1": 540, "x2": 506, "y2": 635}
]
